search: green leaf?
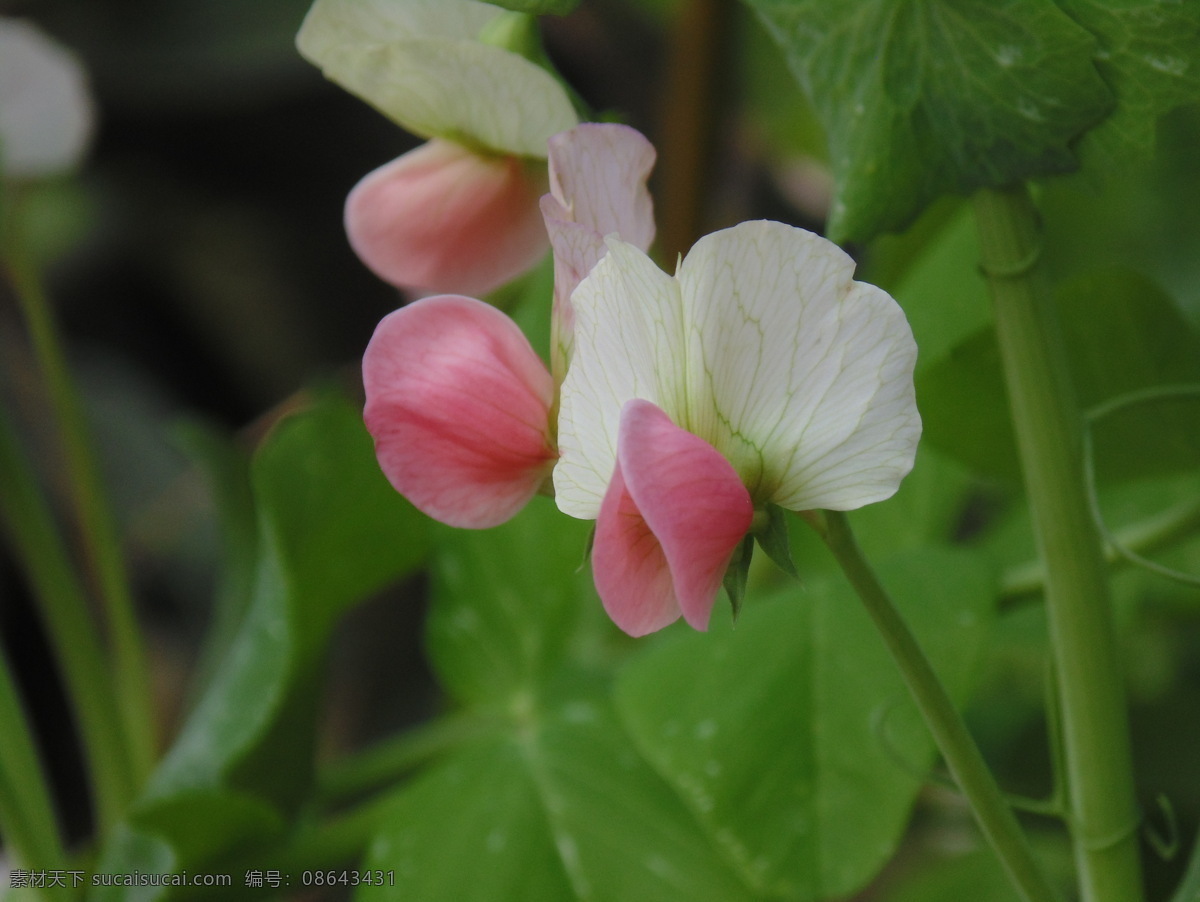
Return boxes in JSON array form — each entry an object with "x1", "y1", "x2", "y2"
[
  {"x1": 102, "y1": 393, "x2": 429, "y2": 889},
  {"x1": 1061, "y1": 0, "x2": 1200, "y2": 172},
  {"x1": 881, "y1": 840, "x2": 1074, "y2": 902},
  {"x1": 174, "y1": 423, "x2": 259, "y2": 707},
  {"x1": 425, "y1": 500, "x2": 616, "y2": 707},
  {"x1": 878, "y1": 204, "x2": 993, "y2": 372},
  {"x1": 360, "y1": 687, "x2": 757, "y2": 902},
  {"x1": 741, "y1": 0, "x2": 1113, "y2": 242},
  {"x1": 250, "y1": 392, "x2": 430, "y2": 650},
  {"x1": 615, "y1": 548, "x2": 995, "y2": 899},
  {"x1": 919, "y1": 268, "x2": 1200, "y2": 483}
]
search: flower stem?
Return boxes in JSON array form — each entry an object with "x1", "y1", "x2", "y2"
[
  {"x1": 814, "y1": 509, "x2": 1060, "y2": 902},
  {"x1": 1, "y1": 189, "x2": 156, "y2": 787},
  {"x1": 973, "y1": 184, "x2": 1143, "y2": 902}
]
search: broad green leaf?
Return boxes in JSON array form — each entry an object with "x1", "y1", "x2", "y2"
[
  {"x1": 919, "y1": 269, "x2": 1200, "y2": 483},
  {"x1": 616, "y1": 547, "x2": 995, "y2": 899},
  {"x1": 884, "y1": 204, "x2": 993, "y2": 372},
  {"x1": 251, "y1": 393, "x2": 430, "y2": 651},
  {"x1": 174, "y1": 423, "x2": 258, "y2": 707},
  {"x1": 88, "y1": 826, "x2": 177, "y2": 902},
  {"x1": 881, "y1": 841, "x2": 1074, "y2": 902},
  {"x1": 849, "y1": 444, "x2": 977, "y2": 559},
  {"x1": 1041, "y1": 106, "x2": 1200, "y2": 319},
  {"x1": 103, "y1": 394, "x2": 429, "y2": 892},
  {"x1": 425, "y1": 500, "x2": 617, "y2": 707},
  {"x1": 1061, "y1": 0, "x2": 1200, "y2": 172},
  {"x1": 741, "y1": 0, "x2": 1113, "y2": 242},
  {"x1": 360, "y1": 688, "x2": 757, "y2": 902}
]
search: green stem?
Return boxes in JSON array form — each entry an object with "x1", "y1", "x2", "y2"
[
  {"x1": 815, "y1": 510, "x2": 1060, "y2": 902},
  {"x1": 1, "y1": 190, "x2": 155, "y2": 785},
  {"x1": 973, "y1": 185, "x2": 1143, "y2": 902},
  {"x1": 0, "y1": 409, "x2": 134, "y2": 836},
  {"x1": 0, "y1": 651, "x2": 70, "y2": 900}
]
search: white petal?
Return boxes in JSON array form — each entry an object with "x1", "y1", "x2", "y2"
[
  {"x1": 0, "y1": 18, "x2": 93, "y2": 178},
  {"x1": 297, "y1": 0, "x2": 577, "y2": 157},
  {"x1": 545, "y1": 123, "x2": 656, "y2": 250},
  {"x1": 553, "y1": 239, "x2": 686, "y2": 519},
  {"x1": 676, "y1": 221, "x2": 920, "y2": 510},
  {"x1": 542, "y1": 123, "x2": 657, "y2": 383}
]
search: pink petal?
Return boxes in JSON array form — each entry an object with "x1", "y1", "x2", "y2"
[
  {"x1": 363, "y1": 295, "x2": 556, "y2": 528},
  {"x1": 540, "y1": 124, "x2": 656, "y2": 381},
  {"x1": 346, "y1": 139, "x2": 549, "y2": 297},
  {"x1": 593, "y1": 400, "x2": 753, "y2": 636},
  {"x1": 593, "y1": 460, "x2": 682, "y2": 636}
]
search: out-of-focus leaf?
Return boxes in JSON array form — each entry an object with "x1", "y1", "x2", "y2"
[
  {"x1": 95, "y1": 393, "x2": 429, "y2": 895},
  {"x1": 919, "y1": 269, "x2": 1200, "y2": 483},
  {"x1": 425, "y1": 500, "x2": 616, "y2": 707},
  {"x1": 883, "y1": 205, "x2": 993, "y2": 373},
  {"x1": 359, "y1": 687, "x2": 758, "y2": 902},
  {"x1": 174, "y1": 423, "x2": 258, "y2": 705},
  {"x1": 849, "y1": 444, "x2": 977, "y2": 559},
  {"x1": 881, "y1": 840, "x2": 1074, "y2": 902},
  {"x1": 1042, "y1": 106, "x2": 1200, "y2": 320},
  {"x1": 615, "y1": 547, "x2": 995, "y2": 899},
  {"x1": 739, "y1": 0, "x2": 1112, "y2": 242},
  {"x1": 251, "y1": 393, "x2": 429, "y2": 649}
]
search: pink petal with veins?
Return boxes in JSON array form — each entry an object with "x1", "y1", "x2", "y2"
[
  {"x1": 363, "y1": 295, "x2": 556, "y2": 528},
  {"x1": 593, "y1": 400, "x2": 753, "y2": 636},
  {"x1": 347, "y1": 139, "x2": 548, "y2": 297}
]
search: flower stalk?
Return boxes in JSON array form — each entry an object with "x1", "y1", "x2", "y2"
[
  {"x1": 973, "y1": 184, "x2": 1143, "y2": 902},
  {"x1": 815, "y1": 509, "x2": 1061, "y2": 902}
]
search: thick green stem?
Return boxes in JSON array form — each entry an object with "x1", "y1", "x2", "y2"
[
  {"x1": 1, "y1": 192, "x2": 156, "y2": 785},
  {"x1": 973, "y1": 185, "x2": 1143, "y2": 902},
  {"x1": 816, "y1": 510, "x2": 1060, "y2": 902}
]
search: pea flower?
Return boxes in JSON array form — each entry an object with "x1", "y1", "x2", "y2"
[
  {"x1": 297, "y1": 0, "x2": 579, "y2": 295},
  {"x1": 554, "y1": 222, "x2": 921, "y2": 636},
  {"x1": 362, "y1": 124, "x2": 656, "y2": 527}
]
